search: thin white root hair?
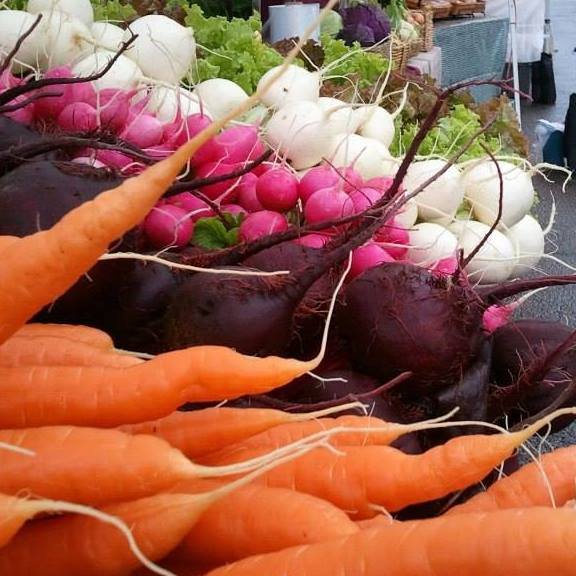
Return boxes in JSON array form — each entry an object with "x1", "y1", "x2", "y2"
[
  {"x1": 0, "y1": 442, "x2": 35, "y2": 457},
  {"x1": 98, "y1": 252, "x2": 290, "y2": 277},
  {"x1": 308, "y1": 371, "x2": 349, "y2": 384}
]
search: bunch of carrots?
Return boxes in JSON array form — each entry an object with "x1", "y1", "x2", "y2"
[{"x1": 2, "y1": 33, "x2": 576, "y2": 575}]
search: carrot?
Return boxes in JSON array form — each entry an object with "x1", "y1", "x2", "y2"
[
  {"x1": 0, "y1": 235, "x2": 19, "y2": 254},
  {"x1": 447, "y1": 445, "x2": 576, "y2": 515},
  {"x1": 0, "y1": 335, "x2": 143, "y2": 368},
  {"x1": 213, "y1": 409, "x2": 576, "y2": 518},
  {"x1": 0, "y1": 424, "x2": 335, "y2": 505},
  {"x1": 203, "y1": 507, "x2": 576, "y2": 576},
  {"x1": 0, "y1": 347, "x2": 320, "y2": 427},
  {"x1": 356, "y1": 516, "x2": 394, "y2": 530},
  {"x1": 119, "y1": 403, "x2": 364, "y2": 459},
  {"x1": 13, "y1": 323, "x2": 115, "y2": 349},
  {"x1": 170, "y1": 481, "x2": 359, "y2": 566},
  {"x1": 0, "y1": 494, "x2": 49, "y2": 548}
]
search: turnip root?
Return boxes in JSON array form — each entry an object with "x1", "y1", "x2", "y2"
[
  {"x1": 193, "y1": 79, "x2": 249, "y2": 121},
  {"x1": 355, "y1": 105, "x2": 396, "y2": 148},
  {"x1": 27, "y1": 0, "x2": 94, "y2": 27},
  {"x1": 503, "y1": 214, "x2": 545, "y2": 277},
  {"x1": 0, "y1": 10, "x2": 43, "y2": 73},
  {"x1": 91, "y1": 22, "x2": 124, "y2": 52},
  {"x1": 257, "y1": 65, "x2": 320, "y2": 108},
  {"x1": 72, "y1": 51, "x2": 143, "y2": 92},
  {"x1": 462, "y1": 160, "x2": 535, "y2": 228},
  {"x1": 406, "y1": 223, "x2": 458, "y2": 268}
]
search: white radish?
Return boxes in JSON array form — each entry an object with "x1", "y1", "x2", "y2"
[
  {"x1": 404, "y1": 160, "x2": 464, "y2": 223},
  {"x1": 463, "y1": 160, "x2": 535, "y2": 228},
  {"x1": 504, "y1": 214, "x2": 545, "y2": 277},
  {"x1": 257, "y1": 64, "x2": 320, "y2": 108},
  {"x1": 265, "y1": 101, "x2": 333, "y2": 170},
  {"x1": 27, "y1": 0, "x2": 94, "y2": 27},
  {"x1": 72, "y1": 51, "x2": 143, "y2": 91},
  {"x1": 146, "y1": 86, "x2": 210, "y2": 124},
  {"x1": 394, "y1": 198, "x2": 418, "y2": 229},
  {"x1": 407, "y1": 222, "x2": 458, "y2": 267},
  {"x1": 91, "y1": 21, "x2": 124, "y2": 52},
  {"x1": 329, "y1": 133, "x2": 397, "y2": 179},
  {"x1": 193, "y1": 79, "x2": 249, "y2": 121},
  {"x1": 457, "y1": 220, "x2": 517, "y2": 284},
  {"x1": 318, "y1": 97, "x2": 361, "y2": 135},
  {"x1": 123, "y1": 15, "x2": 196, "y2": 84},
  {"x1": 0, "y1": 10, "x2": 43, "y2": 72},
  {"x1": 355, "y1": 106, "x2": 396, "y2": 148}
]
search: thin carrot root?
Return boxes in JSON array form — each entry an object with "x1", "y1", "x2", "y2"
[{"x1": 12, "y1": 324, "x2": 115, "y2": 350}]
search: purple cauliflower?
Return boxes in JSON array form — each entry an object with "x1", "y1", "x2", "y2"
[{"x1": 339, "y1": 4, "x2": 392, "y2": 47}]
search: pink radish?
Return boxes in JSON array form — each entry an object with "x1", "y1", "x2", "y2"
[
  {"x1": 167, "y1": 192, "x2": 214, "y2": 221},
  {"x1": 96, "y1": 89, "x2": 132, "y2": 132},
  {"x1": 374, "y1": 218, "x2": 409, "y2": 259},
  {"x1": 143, "y1": 204, "x2": 193, "y2": 249},
  {"x1": 304, "y1": 187, "x2": 355, "y2": 224},
  {"x1": 237, "y1": 173, "x2": 265, "y2": 212},
  {"x1": 194, "y1": 162, "x2": 242, "y2": 202},
  {"x1": 192, "y1": 125, "x2": 264, "y2": 167},
  {"x1": 348, "y1": 187, "x2": 382, "y2": 213},
  {"x1": 298, "y1": 166, "x2": 341, "y2": 203},
  {"x1": 221, "y1": 204, "x2": 248, "y2": 217},
  {"x1": 295, "y1": 234, "x2": 330, "y2": 249},
  {"x1": 169, "y1": 113, "x2": 212, "y2": 146},
  {"x1": 350, "y1": 244, "x2": 395, "y2": 279},
  {"x1": 57, "y1": 102, "x2": 98, "y2": 132},
  {"x1": 239, "y1": 211, "x2": 288, "y2": 242},
  {"x1": 121, "y1": 114, "x2": 164, "y2": 148},
  {"x1": 256, "y1": 168, "x2": 299, "y2": 212}
]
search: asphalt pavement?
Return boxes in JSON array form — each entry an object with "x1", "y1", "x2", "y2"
[{"x1": 512, "y1": 0, "x2": 576, "y2": 449}]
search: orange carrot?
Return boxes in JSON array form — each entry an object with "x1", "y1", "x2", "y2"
[
  {"x1": 0, "y1": 236, "x2": 19, "y2": 254},
  {"x1": 170, "y1": 481, "x2": 359, "y2": 566},
  {"x1": 0, "y1": 493, "x2": 215, "y2": 576},
  {"x1": 204, "y1": 507, "x2": 576, "y2": 576},
  {"x1": 119, "y1": 404, "x2": 363, "y2": 459},
  {"x1": 0, "y1": 347, "x2": 319, "y2": 427},
  {"x1": 210, "y1": 411, "x2": 574, "y2": 518},
  {"x1": 356, "y1": 516, "x2": 394, "y2": 530},
  {"x1": 447, "y1": 445, "x2": 576, "y2": 515},
  {"x1": 0, "y1": 494, "x2": 49, "y2": 548},
  {"x1": 0, "y1": 335, "x2": 143, "y2": 368},
  {"x1": 13, "y1": 323, "x2": 115, "y2": 349}
]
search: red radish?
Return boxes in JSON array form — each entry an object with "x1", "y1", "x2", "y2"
[
  {"x1": 194, "y1": 162, "x2": 242, "y2": 202},
  {"x1": 5, "y1": 96, "x2": 34, "y2": 125},
  {"x1": 374, "y1": 219, "x2": 409, "y2": 259},
  {"x1": 350, "y1": 244, "x2": 395, "y2": 279},
  {"x1": 144, "y1": 145, "x2": 174, "y2": 161},
  {"x1": 252, "y1": 162, "x2": 275, "y2": 177},
  {"x1": 57, "y1": 102, "x2": 98, "y2": 132},
  {"x1": 95, "y1": 149, "x2": 140, "y2": 173},
  {"x1": 33, "y1": 66, "x2": 75, "y2": 119},
  {"x1": 236, "y1": 173, "x2": 264, "y2": 212},
  {"x1": 295, "y1": 234, "x2": 330, "y2": 249},
  {"x1": 143, "y1": 204, "x2": 193, "y2": 249},
  {"x1": 192, "y1": 125, "x2": 264, "y2": 167},
  {"x1": 298, "y1": 166, "x2": 341, "y2": 203},
  {"x1": 256, "y1": 168, "x2": 299, "y2": 212},
  {"x1": 96, "y1": 89, "x2": 132, "y2": 132},
  {"x1": 431, "y1": 257, "x2": 459, "y2": 276},
  {"x1": 121, "y1": 114, "x2": 164, "y2": 149},
  {"x1": 340, "y1": 167, "x2": 364, "y2": 193},
  {"x1": 0, "y1": 70, "x2": 20, "y2": 91},
  {"x1": 365, "y1": 176, "x2": 393, "y2": 196},
  {"x1": 348, "y1": 187, "x2": 382, "y2": 213},
  {"x1": 239, "y1": 211, "x2": 288, "y2": 242},
  {"x1": 304, "y1": 187, "x2": 355, "y2": 224},
  {"x1": 167, "y1": 193, "x2": 214, "y2": 221},
  {"x1": 483, "y1": 304, "x2": 515, "y2": 333},
  {"x1": 221, "y1": 204, "x2": 248, "y2": 217},
  {"x1": 170, "y1": 113, "x2": 212, "y2": 146}
]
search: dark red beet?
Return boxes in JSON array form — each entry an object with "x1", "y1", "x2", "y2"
[
  {"x1": 338, "y1": 263, "x2": 485, "y2": 390},
  {"x1": 490, "y1": 320, "x2": 576, "y2": 430}
]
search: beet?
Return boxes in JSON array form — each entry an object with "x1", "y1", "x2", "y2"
[
  {"x1": 338, "y1": 263, "x2": 485, "y2": 390},
  {"x1": 489, "y1": 320, "x2": 576, "y2": 430},
  {"x1": 0, "y1": 160, "x2": 123, "y2": 236},
  {"x1": 161, "y1": 243, "x2": 339, "y2": 357},
  {"x1": 0, "y1": 115, "x2": 44, "y2": 153}
]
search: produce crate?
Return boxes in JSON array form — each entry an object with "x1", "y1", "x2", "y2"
[
  {"x1": 450, "y1": 0, "x2": 486, "y2": 17},
  {"x1": 407, "y1": 0, "x2": 452, "y2": 20},
  {"x1": 408, "y1": 6, "x2": 435, "y2": 53}
]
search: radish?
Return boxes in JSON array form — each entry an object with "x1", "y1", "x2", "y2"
[
  {"x1": 194, "y1": 162, "x2": 242, "y2": 202},
  {"x1": 193, "y1": 79, "x2": 249, "y2": 121},
  {"x1": 34, "y1": 11, "x2": 93, "y2": 70},
  {"x1": 304, "y1": 187, "x2": 355, "y2": 224},
  {"x1": 72, "y1": 156, "x2": 106, "y2": 168},
  {"x1": 329, "y1": 133, "x2": 397, "y2": 179},
  {"x1": 350, "y1": 243, "x2": 395, "y2": 279},
  {"x1": 257, "y1": 65, "x2": 320, "y2": 108},
  {"x1": 318, "y1": 97, "x2": 361, "y2": 134},
  {"x1": 146, "y1": 87, "x2": 207, "y2": 124},
  {"x1": 221, "y1": 204, "x2": 247, "y2": 217},
  {"x1": 407, "y1": 222, "x2": 458, "y2": 268},
  {"x1": 298, "y1": 166, "x2": 342, "y2": 203},
  {"x1": 236, "y1": 173, "x2": 265, "y2": 212},
  {"x1": 355, "y1": 106, "x2": 396, "y2": 148},
  {"x1": 142, "y1": 204, "x2": 193, "y2": 249},
  {"x1": 365, "y1": 176, "x2": 393, "y2": 196},
  {"x1": 457, "y1": 220, "x2": 517, "y2": 284},
  {"x1": 463, "y1": 160, "x2": 535, "y2": 228},
  {"x1": 166, "y1": 113, "x2": 212, "y2": 147},
  {"x1": 121, "y1": 114, "x2": 164, "y2": 149},
  {"x1": 394, "y1": 198, "x2": 418, "y2": 229},
  {"x1": 265, "y1": 101, "x2": 333, "y2": 170},
  {"x1": 348, "y1": 187, "x2": 382, "y2": 212},
  {"x1": 91, "y1": 22, "x2": 124, "y2": 52},
  {"x1": 256, "y1": 168, "x2": 299, "y2": 212},
  {"x1": 295, "y1": 234, "x2": 330, "y2": 249},
  {"x1": 72, "y1": 51, "x2": 143, "y2": 91},
  {"x1": 403, "y1": 160, "x2": 463, "y2": 223},
  {"x1": 192, "y1": 125, "x2": 263, "y2": 167},
  {"x1": 27, "y1": 0, "x2": 94, "y2": 27},
  {"x1": 123, "y1": 15, "x2": 196, "y2": 84},
  {"x1": 239, "y1": 211, "x2": 288, "y2": 241},
  {"x1": 0, "y1": 11, "x2": 43, "y2": 72},
  {"x1": 374, "y1": 218, "x2": 409, "y2": 259},
  {"x1": 95, "y1": 89, "x2": 132, "y2": 132},
  {"x1": 57, "y1": 101, "x2": 98, "y2": 132},
  {"x1": 503, "y1": 214, "x2": 545, "y2": 277},
  {"x1": 167, "y1": 193, "x2": 214, "y2": 222}
]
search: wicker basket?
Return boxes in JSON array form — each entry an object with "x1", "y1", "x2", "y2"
[
  {"x1": 408, "y1": 6, "x2": 434, "y2": 53},
  {"x1": 450, "y1": 0, "x2": 486, "y2": 17},
  {"x1": 371, "y1": 35, "x2": 410, "y2": 73}
]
